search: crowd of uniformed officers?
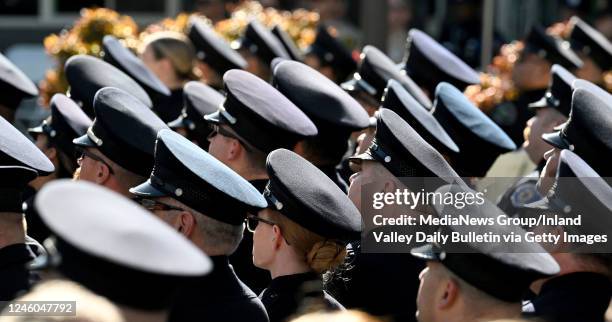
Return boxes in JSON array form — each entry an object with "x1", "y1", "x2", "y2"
[{"x1": 0, "y1": 7, "x2": 611, "y2": 322}]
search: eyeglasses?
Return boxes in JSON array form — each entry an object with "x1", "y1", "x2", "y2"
[
  {"x1": 76, "y1": 146, "x2": 114, "y2": 174},
  {"x1": 135, "y1": 197, "x2": 185, "y2": 212},
  {"x1": 208, "y1": 124, "x2": 257, "y2": 152},
  {"x1": 246, "y1": 214, "x2": 278, "y2": 233}
]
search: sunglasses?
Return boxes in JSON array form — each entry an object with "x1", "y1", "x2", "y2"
[
  {"x1": 208, "y1": 124, "x2": 257, "y2": 152},
  {"x1": 135, "y1": 197, "x2": 185, "y2": 212},
  {"x1": 76, "y1": 146, "x2": 114, "y2": 174},
  {"x1": 246, "y1": 214, "x2": 278, "y2": 233}
]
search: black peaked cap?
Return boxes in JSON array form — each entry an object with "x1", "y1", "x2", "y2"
[
  {"x1": 265, "y1": 148, "x2": 362, "y2": 241},
  {"x1": 73, "y1": 87, "x2": 168, "y2": 177},
  {"x1": 65, "y1": 55, "x2": 152, "y2": 117},
  {"x1": 188, "y1": 17, "x2": 248, "y2": 75}
]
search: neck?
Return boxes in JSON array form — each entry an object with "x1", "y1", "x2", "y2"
[
  {"x1": 0, "y1": 212, "x2": 26, "y2": 249},
  {"x1": 447, "y1": 303, "x2": 521, "y2": 322},
  {"x1": 118, "y1": 305, "x2": 168, "y2": 322},
  {"x1": 232, "y1": 159, "x2": 268, "y2": 182},
  {"x1": 268, "y1": 257, "x2": 311, "y2": 279}
]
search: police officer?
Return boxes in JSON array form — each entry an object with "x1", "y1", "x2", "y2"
[
  {"x1": 25, "y1": 94, "x2": 92, "y2": 241},
  {"x1": 0, "y1": 53, "x2": 38, "y2": 123},
  {"x1": 401, "y1": 29, "x2": 481, "y2": 100},
  {"x1": 204, "y1": 69, "x2": 317, "y2": 293},
  {"x1": 272, "y1": 60, "x2": 370, "y2": 193},
  {"x1": 432, "y1": 82, "x2": 516, "y2": 179},
  {"x1": 412, "y1": 184, "x2": 560, "y2": 322},
  {"x1": 130, "y1": 129, "x2": 269, "y2": 322},
  {"x1": 329, "y1": 108, "x2": 461, "y2": 322},
  {"x1": 497, "y1": 65, "x2": 575, "y2": 216},
  {"x1": 251, "y1": 149, "x2": 362, "y2": 322},
  {"x1": 489, "y1": 25, "x2": 583, "y2": 145},
  {"x1": 233, "y1": 20, "x2": 290, "y2": 80},
  {"x1": 102, "y1": 35, "x2": 179, "y2": 122},
  {"x1": 521, "y1": 150, "x2": 612, "y2": 322},
  {"x1": 72, "y1": 87, "x2": 168, "y2": 196},
  {"x1": 537, "y1": 83, "x2": 612, "y2": 195},
  {"x1": 64, "y1": 55, "x2": 152, "y2": 118},
  {"x1": 304, "y1": 24, "x2": 357, "y2": 84},
  {"x1": 0, "y1": 116, "x2": 54, "y2": 301},
  {"x1": 167, "y1": 81, "x2": 224, "y2": 150},
  {"x1": 271, "y1": 25, "x2": 303, "y2": 62},
  {"x1": 569, "y1": 16, "x2": 612, "y2": 86},
  {"x1": 342, "y1": 45, "x2": 432, "y2": 114},
  {"x1": 188, "y1": 16, "x2": 248, "y2": 91},
  {"x1": 32, "y1": 180, "x2": 212, "y2": 322}
]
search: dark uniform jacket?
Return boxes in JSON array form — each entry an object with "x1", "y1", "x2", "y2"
[
  {"x1": 260, "y1": 272, "x2": 344, "y2": 322},
  {"x1": 230, "y1": 179, "x2": 271, "y2": 294},
  {"x1": 523, "y1": 272, "x2": 612, "y2": 322},
  {"x1": 490, "y1": 89, "x2": 546, "y2": 146},
  {"x1": 325, "y1": 241, "x2": 422, "y2": 322},
  {"x1": 154, "y1": 88, "x2": 184, "y2": 123},
  {"x1": 0, "y1": 243, "x2": 38, "y2": 301},
  {"x1": 169, "y1": 256, "x2": 269, "y2": 322}
]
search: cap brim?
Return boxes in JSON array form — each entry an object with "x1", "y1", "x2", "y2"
[
  {"x1": 203, "y1": 110, "x2": 222, "y2": 124},
  {"x1": 521, "y1": 197, "x2": 551, "y2": 211},
  {"x1": 27, "y1": 125, "x2": 44, "y2": 135},
  {"x1": 410, "y1": 243, "x2": 441, "y2": 261},
  {"x1": 73, "y1": 134, "x2": 96, "y2": 147},
  {"x1": 541, "y1": 131, "x2": 569, "y2": 149},
  {"x1": 129, "y1": 179, "x2": 166, "y2": 198},
  {"x1": 528, "y1": 96, "x2": 547, "y2": 111},
  {"x1": 167, "y1": 116, "x2": 186, "y2": 129},
  {"x1": 341, "y1": 78, "x2": 360, "y2": 93}
]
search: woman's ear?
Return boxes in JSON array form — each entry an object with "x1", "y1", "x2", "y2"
[{"x1": 272, "y1": 225, "x2": 284, "y2": 249}]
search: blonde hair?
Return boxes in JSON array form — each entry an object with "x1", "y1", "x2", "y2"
[
  {"x1": 142, "y1": 31, "x2": 197, "y2": 81},
  {"x1": 268, "y1": 211, "x2": 347, "y2": 274},
  {"x1": 0, "y1": 279, "x2": 124, "y2": 322}
]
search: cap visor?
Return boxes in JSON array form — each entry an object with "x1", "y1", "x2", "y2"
[
  {"x1": 527, "y1": 96, "x2": 547, "y2": 111},
  {"x1": 349, "y1": 151, "x2": 375, "y2": 163},
  {"x1": 541, "y1": 131, "x2": 569, "y2": 150},
  {"x1": 73, "y1": 134, "x2": 96, "y2": 147},
  {"x1": 167, "y1": 116, "x2": 186, "y2": 129},
  {"x1": 129, "y1": 179, "x2": 167, "y2": 198},
  {"x1": 522, "y1": 197, "x2": 551, "y2": 211},
  {"x1": 410, "y1": 243, "x2": 441, "y2": 261},
  {"x1": 203, "y1": 110, "x2": 221, "y2": 124},
  {"x1": 341, "y1": 78, "x2": 360, "y2": 93},
  {"x1": 27, "y1": 125, "x2": 43, "y2": 136}
]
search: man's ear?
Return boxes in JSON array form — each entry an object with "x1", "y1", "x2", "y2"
[
  {"x1": 293, "y1": 140, "x2": 306, "y2": 157},
  {"x1": 178, "y1": 211, "x2": 196, "y2": 238},
  {"x1": 226, "y1": 138, "x2": 243, "y2": 162},
  {"x1": 383, "y1": 177, "x2": 398, "y2": 194},
  {"x1": 95, "y1": 161, "x2": 112, "y2": 185},
  {"x1": 439, "y1": 278, "x2": 459, "y2": 309}
]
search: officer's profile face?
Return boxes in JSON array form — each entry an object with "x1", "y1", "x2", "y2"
[
  {"x1": 348, "y1": 160, "x2": 387, "y2": 212},
  {"x1": 207, "y1": 124, "x2": 238, "y2": 165},
  {"x1": 251, "y1": 208, "x2": 281, "y2": 270},
  {"x1": 239, "y1": 49, "x2": 271, "y2": 81},
  {"x1": 523, "y1": 107, "x2": 566, "y2": 163},
  {"x1": 537, "y1": 147, "x2": 561, "y2": 195},
  {"x1": 76, "y1": 147, "x2": 114, "y2": 183}
]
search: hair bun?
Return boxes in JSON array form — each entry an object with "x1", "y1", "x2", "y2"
[{"x1": 306, "y1": 240, "x2": 347, "y2": 274}]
